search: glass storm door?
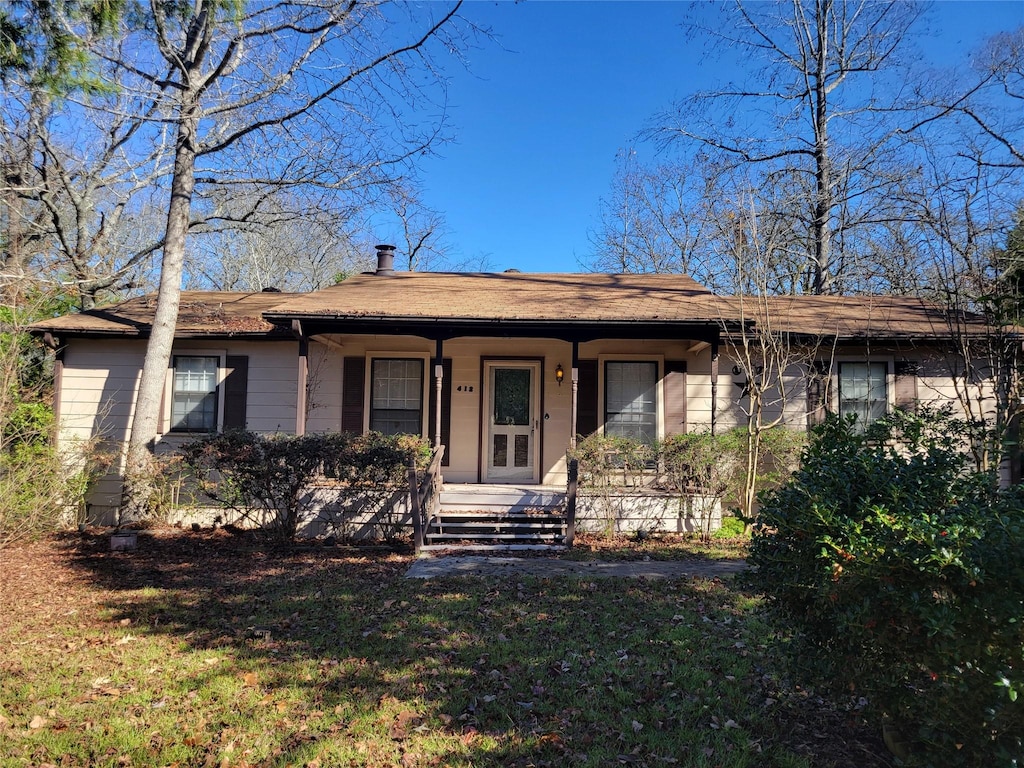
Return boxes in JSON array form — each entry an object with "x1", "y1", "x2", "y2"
[{"x1": 485, "y1": 362, "x2": 540, "y2": 482}]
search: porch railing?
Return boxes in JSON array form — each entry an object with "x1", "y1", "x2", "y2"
[
  {"x1": 409, "y1": 445, "x2": 445, "y2": 552},
  {"x1": 565, "y1": 456, "x2": 578, "y2": 547}
]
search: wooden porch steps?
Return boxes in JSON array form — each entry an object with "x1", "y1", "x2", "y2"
[{"x1": 424, "y1": 484, "x2": 569, "y2": 548}]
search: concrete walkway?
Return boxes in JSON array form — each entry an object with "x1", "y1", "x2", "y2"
[{"x1": 406, "y1": 555, "x2": 748, "y2": 580}]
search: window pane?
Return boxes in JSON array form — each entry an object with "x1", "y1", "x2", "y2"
[
  {"x1": 493, "y1": 368, "x2": 531, "y2": 425},
  {"x1": 605, "y1": 362, "x2": 657, "y2": 444},
  {"x1": 370, "y1": 358, "x2": 423, "y2": 435},
  {"x1": 492, "y1": 434, "x2": 508, "y2": 466},
  {"x1": 839, "y1": 362, "x2": 887, "y2": 431},
  {"x1": 171, "y1": 356, "x2": 218, "y2": 431}
]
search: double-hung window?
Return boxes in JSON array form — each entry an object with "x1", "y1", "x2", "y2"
[
  {"x1": 370, "y1": 358, "x2": 424, "y2": 436},
  {"x1": 604, "y1": 361, "x2": 658, "y2": 444},
  {"x1": 838, "y1": 362, "x2": 887, "y2": 429},
  {"x1": 171, "y1": 355, "x2": 219, "y2": 432}
]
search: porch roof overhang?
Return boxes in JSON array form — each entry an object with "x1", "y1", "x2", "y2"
[
  {"x1": 285, "y1": 314, "x2": 729, "y2": 344},
  {"x1": 265, "y1": 272, "x2": 736, "y2": 344}
]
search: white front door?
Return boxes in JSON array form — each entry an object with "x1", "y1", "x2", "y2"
[{"x1": 484, "y1": 362, "x2": 540, "y2": 482}]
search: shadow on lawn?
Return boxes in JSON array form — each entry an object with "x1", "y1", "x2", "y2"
[
  {"x1": 62, "y1": 528, "x2": 620, "y2": 766},
  {"x1": 60, "y1": 528, "x2": 886, "y2": 768}
]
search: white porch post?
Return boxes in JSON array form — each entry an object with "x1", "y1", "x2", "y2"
[
  {"x1": 293, "y1": 320, "x2": 308, "y2": 436},
  {"x1": 433, "y1": 339, "x2": 444, "y2": 448},
  {"x1": 570, "y1": 340, "x2": 579, "y2": 450}
]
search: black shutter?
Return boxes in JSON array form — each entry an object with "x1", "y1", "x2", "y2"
[
  {"x1": 342, "y1": 356, "x2": 365, "y2": 434},
  {"x1": 576, "y1": 359, "x2": 599, "y2": 438},
  {"x1": 427, "y1": 358, "x2": 453, "y2": 466},
  {"x1": 223, "y1": 355, "x2": 248, "y2": 430}
]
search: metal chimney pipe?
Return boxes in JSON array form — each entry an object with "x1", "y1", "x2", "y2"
[{"x1": 375, "y1": 244, "x2": 396, "y2": 275}]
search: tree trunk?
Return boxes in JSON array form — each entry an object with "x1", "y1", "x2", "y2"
[
  {"x1": 811, "y1": 0, "x2": 832, "y2": 295},
  {"x1": 119, "y1": 99, "x2": 199, "y2": 522}
]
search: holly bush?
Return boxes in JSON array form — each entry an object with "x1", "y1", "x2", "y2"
[{"x1": 750, "y1": 410, "x2": 1024, "y2": 766}]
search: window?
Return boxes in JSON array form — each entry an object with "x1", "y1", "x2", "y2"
[
  {"x1": 604, "y1": 361, "x2": 658, "y2": 444},
  {"x1": 171, "y1": 356, "x2": 219, "y2": 432},
  {"x1": 838, "y1": 362, "x2": 887, "y2": 429},
  {"x1": 370, "y1": 358, "x2": 424, "y2": 436}
]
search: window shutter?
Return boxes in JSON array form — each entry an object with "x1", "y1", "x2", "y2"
[
  {"x1": 223, "y1": 355, "x2": 249, "y2": 430},
  {"x1": 894, "y1": 360, "x2": 919, "y2": 411},
  {"x1": 427, "y1": 358, "x2": 453, "y2": 466},
  {"x1": 342, "y1": 356, "x2": 366, "y2": 434},
  {"x1": 807, "y1": 361, "x2": 830, "y2": 429},
  {"x1": 576, "y1": 359, "x2": 599, "y2": 438},
  {"x1": 663, "y1": 360, "x2": 687, "y2": 435}
]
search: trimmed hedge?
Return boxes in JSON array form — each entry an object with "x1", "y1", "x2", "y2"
[
  {"x1": 182, "y1": 431, "x2": 431, "y2": 540},
  {"x1": 750, "y1": 411, "x2": 1024, "y2": 765}
]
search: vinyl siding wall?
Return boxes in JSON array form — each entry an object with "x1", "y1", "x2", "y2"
[
  {"x1": 56, "y1": 334, "x2": 996, "y2": 523},
  {"x1": 57, "y1": 338, "x2": 299, "y2": 521}
]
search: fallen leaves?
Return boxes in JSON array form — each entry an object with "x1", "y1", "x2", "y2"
[
  {"x1": 389, "y1": 710, "x2": 422, "y2": 740},
  {"x1": 0, "y1": 530, "x2": 888, "y2": 768}
]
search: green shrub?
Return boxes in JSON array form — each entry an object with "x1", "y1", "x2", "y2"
[
  {"x1": 569, "y1": 432, "x2": 657, "y2": 489},
  {"x1": 182, "y1": 431, "x2": 430, "y2": 541},
  {"x1": 659, "y1": 430, "x2": 738, "y2": 497},
  {"x1": 0, "y1": 436, "x2": 112, "y2": 548},
  {"x1": 750, "y1": 411, "x2": 1024, "y2": 765},
  {"x1": 749, "y1": 425, "x2": 805, "y2": 497},
  {"x1": 0, "y1": 286, "x2": 100, "y2": 546},
  {"x1": 713, "y1": 515, "x2": 748, "y2": 539}
]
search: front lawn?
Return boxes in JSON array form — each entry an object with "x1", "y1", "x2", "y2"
[{"x1": 0, "y1": 530, "x2": 886, "y2": 767}]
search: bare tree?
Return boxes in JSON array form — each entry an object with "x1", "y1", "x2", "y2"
[
  {"x1": 385, "y1": 184, "x2": 450, "y2": 271},
  {"x1": 27, "y1": 91, "x2": 171, "y2": 308},
  {"x1": 715, "y1": 193, "x2": 828, "y2": 525},
  {"x1": 902, "y1": 134, "x2": 1023, "y2": 475},
  {"x1": 652, "y1": 0, "x2": 928, "y2": 294},
  {"x1": 46, "y1": 1, "x2": 472, "y2": 519},
  {"x1": 0, "y1": 96, "x2": 49, "y2": 290},
  {"x1": 187, "y1": 189, "x2": 373, "y2": 290},
  {"x1": 907, "y1": 26, "x2": 1023, "y2": 171},
  {"x1": 589, "y1": 149, "x2": 721, "y2": 283}
]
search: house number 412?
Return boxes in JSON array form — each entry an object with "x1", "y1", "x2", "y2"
[{"x1": 456, "y1": 385, "x2": 474, "y2": 393}]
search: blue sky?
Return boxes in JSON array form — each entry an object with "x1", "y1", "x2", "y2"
[{"x1": 401, "y1": 1, "x2": 1024, "y2": 274}]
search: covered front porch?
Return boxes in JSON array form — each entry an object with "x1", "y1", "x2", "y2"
[
  {"x1": 259, "y1": 265, "x2": 739, "y2": 547},
  {"x1": 265, "y1": 266, "x2": 737, "y2": 490}
]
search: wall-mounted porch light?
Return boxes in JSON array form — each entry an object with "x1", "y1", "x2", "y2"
[{"x1": 555, "y1": 364, "x2": 564, "y2": 387}]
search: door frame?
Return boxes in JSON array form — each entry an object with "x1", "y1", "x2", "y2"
[{"x1": 479, "y1": 357, "x2": 544, "y2": 483}]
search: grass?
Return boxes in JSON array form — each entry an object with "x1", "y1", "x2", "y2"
[
  {"x1": 564, "y1": 531, "x2": 751, "y2": 562},
  {"x1": 0, "y1": 529, "x2": 885, "y2": 767}
]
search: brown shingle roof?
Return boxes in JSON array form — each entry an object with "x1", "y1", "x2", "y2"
[
  {"x1": 265, "y1": 272, "x2": 719, "y2": 323},
  {"x1": 29, "y1": 291, "x2": 303, "y2": 337},
  {"x1": 720, "y1": 295, "x2": 993, "y2": 340},
  {"x1": 28, "y1": 273, "x2": 1000, "y2": 342}
]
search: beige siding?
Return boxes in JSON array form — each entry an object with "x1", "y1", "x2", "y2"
[
  {"x1": 684, "y1": 346, "x2": 716, "y2": 431},
  {"x1": 708, "y1": 343, "x2": 989, "y2": 437},
  {"x1": 306, "y1": 343, "x2": 341, "y2": 432},
  {"x1": 57, "y1": 338, "x2": 300, "y2": 522},
  {"x1": 57, "y1": 331, "x2": 990, "y2": 524}
]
